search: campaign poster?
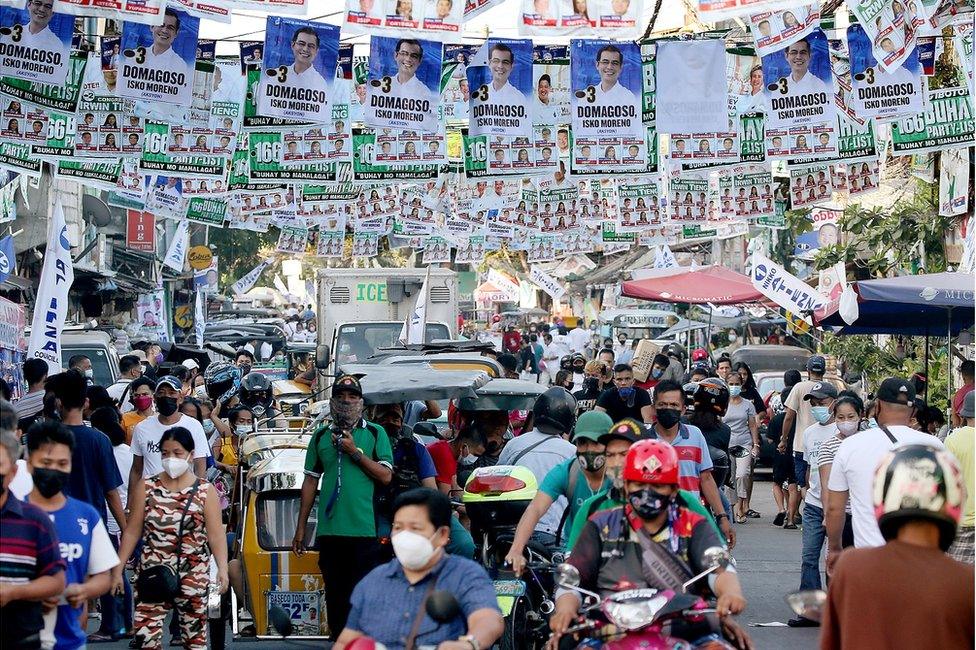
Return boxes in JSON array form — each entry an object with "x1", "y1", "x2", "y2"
[
  {"x1": 442, "y1": 44, "x2": 476, "y2": 121},
  {"x1": 848, "y1": 24, "x2": 923, "y2": 120},
  {"x1": 849, "y1": 0, "x2": 924, "y2": 73},
  {"x1": 749, "y1": 5, "x2": 820, "y2": 57},
  {"x1": 891, "y1": 86, "x2": 975, "y2": 155},
  {"x1": 846, "y1": 160, "x2": 880, "y2": 196},
  {"x1": 765, "y1": 121, "x2": 837, "y2": 160},
  {"x1": 53, "y1": 0, "x2": 164, "y2": 25},
  {"x1": 761, "y1": 29, "x2": 837, "y2": 129},
  {"x1": 719, "y1": 165, "x2": 775, "y2": 220},
  {"x1": 364, "y1": 36, "x2": 442, "y2": 134},
  {"x1": 0, "y1": 3, "x2": 72, "y2": 85},
  {"x1": 955, "y1": 23, "x2": 973, "y2": 98},
  {"x1": 532, "y1": 45, "x2": 570, "y2": 127},
  {"x1": 276, "y1": 224, "x2": 308, "y2": 253},
  {"x1": 422, "y1": 236, "x2": 451, "y2": 264},
  {"x1": 454, "y1": 234, "x2": 485, "y2": 264},
  {"x1": 352, "y1": 232, "x2": 379, "y2": 257},
  {"x1": 520, "y1": 0, "x2": 643, "y2": 37},
  {"x1": 570, "y1": 127, "x2": 655, "y2": 175},
  {"x1": 938, "y1": 147, "x2": 969, "y2": 216},
  {"x1": 257, "y1": 17, "x2": 340, "y2": 123},
  {"x1": 615, "y1": 176, "x2": 662, "y2": 232},
  {"x1": 140, "y1": 120, "x2": 225, "y2": 178},
  {"x1": 668, "y1": 173, "x2": 710, "y2": 223},
  {"x1": 570, "y1": 39, "x2": 642, "y2": 138},
  {"x1": 697, "y1": 0, "x2": 794, "y2": 22},
  {"x1": 789, "y1": 163, "x2": 833, "y2": 208},
  {"x1": 641, "y1": 44, "x2": 656, "y2": 124},
  {"x1": 728, "y1": 50, "x2": 764, "y2": 115},
  {"x1": 467, "y1": 38, "x2": 533, "y2": 138},
  {"x1": 656, "y1": 40, "x2": 730, "y2": 133},
  {"x1": 118, "y1": 9, "x2": 198, "y2": 107},
  {"x1": 345, "y1": 0, "x2": 463, "y2": 36},
  {"x1": 669, "y1": 130, "x2": 740, "y2": 165}
]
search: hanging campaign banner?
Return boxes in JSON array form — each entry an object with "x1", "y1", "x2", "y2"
[
  {"x1": 766, "y1": 121, "x2": 837, "y2": 160},
  {"x1": 848, "y1": 0, "x2": 924, "y2": 73},
  {"x1": 135, "y1": 291, "x2": 168, "y2": 341},
  {"x1": 761, "y1": 29, "x2": 836, "y2": 129},
  {"x1": 697, "y1": 0, "x2": 794, "y2": 22},
  {"x1": 846, "y1": 160, "x2": 880, "y2": 195},
  {"x1": 162, "y1": 219, "x2": 189, "y2": 272},
  {"x1": 345, "y1": 0, "x2": 463, "y2": 35},
  {"x1": 126, "y1": 210, "x2": 155, "y2": 251},
  {"x1": 467, "y1": 38, "x2": 533, "y2": 138},
  {"x1": 719, "y1": 165, "x2": 774, "y2": 220},
  {"x1": 570, "y1": 39, "x2": 642, "y2": 139},
  {"x1": 231, "y1": 258, "x2": 272, "y2": 295},
  {"x1": 848, "y1": 24, "x2": 923, "y2": 120},
  {"x1": 519, "y1": 0, "x2": 643, "y2": 37},
  {"x1": 257, "y1": 17, "x2": 340, "y2": 123},
  {"x1": 118, "y1": 9, "x2": 198, "y2": 107},
  {"x1": 955, "y1": 24, "x2": 973, "y2": 97},
  {"x1": 891, "y1": 86, "x2": 975, "y2": 155},
  {"x1": 0, "y1": 3, "x2": 73, "y2": 85},
  {"x1": 54, "y1": 0, "x2": 164, "y2": 25},
  {"x1": 656, "y1": 40, "x2": 730, "y2": 133},
  {"x1": 532, "y1": 45, "x2": 570, "y2": 128},
  {"x1": 529, "y1": 264, "x2": 566, "y2": 299},
  {"x1": 615, "y1": 176, "x2": 662, "y2": 231},
  {"x1": 26, "y1": 201, "x2": 72, "y2": 375},
  {"x1": 364, "y1": 36, "x2": 442, "y2": 134},
  {"x1": 751, "y1": 251, "x2": 827, "y2": 320},
  {"x1": 939, "y1": 147, "x2": 970, "y2": 216},
  {"x1": 789, "y1": 163, "x2": 834, "y2": 208},
  {"x1": 749, "y1": 5, "x2": 820, "y2": 57}
]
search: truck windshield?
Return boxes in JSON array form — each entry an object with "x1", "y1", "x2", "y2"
[
  {"x1": 61, "y1": 347, "x2": 114, "y2": 388},
  {"x1": 336, "y1": 323, "x2": 451, "y2": 364}
]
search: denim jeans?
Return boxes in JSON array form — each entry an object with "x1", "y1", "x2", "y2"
[
  {"x1": 800, "y1": 502, "x2": 825, "y2": 590},
  {"x1": 97, "y1": 533, "x2": 132, "y2": 636}
]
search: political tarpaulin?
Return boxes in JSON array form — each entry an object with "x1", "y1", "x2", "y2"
[
  {"x1": 751, "y1": 251, "x2": 827, "y2": 321},
  {"x1": 257, "y1": 17, "x2": 340, "y2": 123},
  {"x1": 519, "y1": 0, "x2": 643, "y2": 38},
  {"x1": 749, "y1": 5, "x2": 820, "y2": 57},
  {"x1": 344, "y1": 0, "x2": 464, "y2": 37},
  {"x1": 761, "y1": 29, "x2": 836, "y2": 129},
  {"x1": 848, "y1": 23, "x2": 923, "y2": 120},
  {"x1": 939, "y1": 147, "x2": 970, "y2": 216},
  {"x1": 364, "y1": 36, "x2": 442, "y2": 134},
  {"x1": 54, "y1": 0, "x2": 165, "y2": 25},
  {"x1": 656, "y1": 40, "x2": 729, "y2": 133},
  {"x1": 891, "y1": 86, "x2": 975, "y2": 155},
  {"x1": 697, "y1": 0, "x2": 795, "y2": 23},
  {"x1": 0, "y1": 4, "x2": 74, "y2": 85},
  {"x1": 848, "y1": 0, "x2": 924, "y2": 73},
  {"x1": 118, "y1": 8, "x2": 199, "y2": 107},
  {"x1": 570, "y1": 39, "x2": 642, "y2": 139},
  {"x1": 467, "y1": 38, "x2": 533, "y2": 138}
]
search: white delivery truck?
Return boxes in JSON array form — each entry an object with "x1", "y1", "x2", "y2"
[{"x1": 315, "y1": 267, "x2": 458, "y2": 375}]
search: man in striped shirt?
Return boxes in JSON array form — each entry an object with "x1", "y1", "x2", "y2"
[
  {"x1": 0, "y1": 408, "x2": 66, "y2": 649},
  {"x1": 647, "y1": 381, "x2": 736, "y2": 548}
]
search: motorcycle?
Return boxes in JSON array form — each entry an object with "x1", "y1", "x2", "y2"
[{"x1": 553, "y1": 547, "x2": 740, "y2": 649}]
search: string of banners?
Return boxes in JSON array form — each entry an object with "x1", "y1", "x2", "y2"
[{"x1": 0, "y1": 0, "x2": 971, "y2": 265}]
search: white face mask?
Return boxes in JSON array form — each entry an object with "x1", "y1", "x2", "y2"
[
  {"x1": 161, "y1": 457, "x2": 190, "y2": 479},
  {"x1": 391, "y1": 530, "x2": 439, "y2": 570},
  {"x1": 235, "y1": 425, "x2": 252, "y2": 436},
  {"x1": 84, "y1": 368, "x2": 94, "y2": 379},
  {"x1": 836, "y1": 420, "x2": 859, "y2": 437}
]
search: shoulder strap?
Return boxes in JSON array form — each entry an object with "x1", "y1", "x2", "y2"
[
  {"x1": 879, "y1": 424, "x2": 898, "y2": 444},
  {"x1": 364, "y1": 421, "x2": 386, "y2": 462},
  {"x1": 405, "y1": 575, "x2": 439, "y2": 650},
  {"x1": 554, "y1": 460, "x2": 581, "y2": 544},
  {"x1": 174, "y1": 480, "x2": 201, "y2": 570},
  {"x1": 117, "y1": 381, "x2": 133, "y2": 405},
  {"x1": 510, "y1": 435, "x2": 554, "y2": 465}
]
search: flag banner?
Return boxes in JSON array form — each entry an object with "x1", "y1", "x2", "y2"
[
  {"x1": 751, "y1": 250, "x2": 827, "y2": 321},
  {"x1": 467, "y1": 38, "x2": 534, "y2": 138},
  {"x1": 231, "y1": 259, "x2": 271, "y2": 295},
  {"x1": 119, "y1": 9, "x2": 199, "y2": 107},
  {"x1": 27, "y1": 201, "x2": 73, "y2": 374},
  {"x1": 257, "y1": 16, "x2": 340, "y2": 123},
  {"x1": 848, "y1": 24, "x2": 923, "y2": 120},
  {"x1": 656, "y1": 40, "x2": 730, "y2": 133},
  {"x1": 890, "y1": 86, "x2": 975, "y2": 155},
  {"x1": 162, "y1": 219, "x2": 189, "y2": 271},
  {"x1": 530, "y1": 264, "x2": 566, "y2": 299},
  {"x1": 749, "y1": 5, "x2": 820, "y2": 57},
  {"x1": 761, "y1": 29, "x2": 837, "y2": 129}
]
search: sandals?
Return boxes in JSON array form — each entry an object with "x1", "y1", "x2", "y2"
[
  {"x1": 745, "y1": 509, "x2": 761, "y2": 518},
  {"x1": 86, "y1": 633, "x2": 115, "y2": 644}
]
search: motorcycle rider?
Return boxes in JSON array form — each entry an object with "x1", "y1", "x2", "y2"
[
  {"x1": 550, "y1": 440, "x2": 751, "y2": 649},
  {"x1": 239, "y1": 372, "x2": 286, "y2": 428},
  {"x1": 572, "y1": 361, "x2": 609, "y2": 414}
]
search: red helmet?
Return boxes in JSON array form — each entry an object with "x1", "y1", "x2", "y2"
[
  {"x1": 622, "y1": 439, "x2": 680, "y2": 486},
  {"x1": 692, "y1": 348, "x2": 708, "y2": 362}
]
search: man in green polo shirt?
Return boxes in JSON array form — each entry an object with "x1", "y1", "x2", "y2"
[
  {"x1": 292, "y1": 373, "x2": 394, "y2": 640},
  {"x1": 504, "y1": 411, "x2": 614, "y2": 574}
]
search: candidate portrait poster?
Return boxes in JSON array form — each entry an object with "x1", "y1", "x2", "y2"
[
  {"x1": 257, "y1": 16, "x2": 339, "y2": 123},
  {"x1": 848, "y1": 23, "x2": 923, "y2": 120},
  {"x1": 532, "y1": 45, "x2": 570, "y2": 127},
  {"x1": 749, "y1": 5, "x2": 820, "y2": 57},
  {"x1": 570, "y1": 39, "x2": 642, "y2": 138},
  {"x1": 0, "y1": 2, "x2": 73, "y2": 85},
  {"x1": 364, "y1": 36, "x2": 442, "y2": 134},
  {"x1": 849, "y1": 0, "x2": 924, "y2": 72},
  {"x1": 467, "y1": 38, "x2": 533, "y2": 138},
  {"x1": 656, "y1": 40, "x2": 730, "y2": 133},
  {"x1": 344, "y1": 0, "x2": 464, "y2": 37},
  {"x1": 761, "y1": 29, "x2": 837, "y2": 129},
  {"x1": 520, "y1": 0, "x2": 643, "y2": 37},
  {"x1": 118, "y1": 8, "x2": 199, "y2": 107}
]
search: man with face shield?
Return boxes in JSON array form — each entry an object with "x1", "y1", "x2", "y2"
[
  {"x1": 550, "y1": 440, "x2": 749, "y2": 648},
  {"x1": 292, "y1": 374, "x2": 394, "y2": 641}
]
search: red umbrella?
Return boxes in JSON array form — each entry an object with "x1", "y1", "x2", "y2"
[{"x1": 621, "y1": 265, "x2": 764, "y2": 305}]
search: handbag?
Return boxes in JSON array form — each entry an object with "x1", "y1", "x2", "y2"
[{"x1": 136, "y1": 480, "x2": 201, "y2": 603}]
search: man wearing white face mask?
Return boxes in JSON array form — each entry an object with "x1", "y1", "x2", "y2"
[
  {"x1": 334, "y1": 488, "x2": 504, "y2": 650},
  {"x1": 68, "y1": 354, "x2": 94, "y2": 385}
]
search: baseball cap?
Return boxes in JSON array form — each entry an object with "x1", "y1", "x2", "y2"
[
  {"x1": 960, "y1": 391, "x2": 974, "y2": 419},
  {"x1": 155, "y1": 375, "x2": 183, "y2": 392},
  {"x1": 181, "y1": 358, "x2": 200, "y2": 371},
  {"x1": 332, "y1": 373, "x2": 363, "y2": 397},
  {"x1": 598, "y1": 418, "x2": 644, "y2": 445},
  {"x1": 876, "y1": 377, "x2": 916, "y2": 405},
  {"x1": 807, "y1": 355, "x2": 827, "y2": 373},
  {"x1": 803, "y1": 381, "x2": 839, "y2": 401},
  {"x1": 573, "y1": 411, "x2": 614, "y2": 443}
]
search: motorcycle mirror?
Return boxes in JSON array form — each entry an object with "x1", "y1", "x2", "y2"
[
  {"x1": 555, "y1": 563, "x2": 581, "y2": 588},
  {"x1": 426, "y1": 590, "x2": 462, "y2": 623},
  {"x1": 412, "y1": 421, "x2": 441, "y2": 439},
  {"x1": 785, "y1": 590, "x2": 826, "y2": 622},
  {"x1": 702, "y1": 546, "x2": 732, "y2": 570}
]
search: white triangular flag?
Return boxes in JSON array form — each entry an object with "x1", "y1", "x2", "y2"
[{"x1": 27, "y1": 201, "x2": 74, "y2": 375}]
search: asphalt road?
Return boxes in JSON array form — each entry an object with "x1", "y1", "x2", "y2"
[{"x1": 87, "y1": 478, "x2": 822, "y2": 650}]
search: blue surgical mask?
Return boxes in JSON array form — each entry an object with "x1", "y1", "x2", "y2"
[
  {"x1": 651, "y1": 368, "x2": 664, "y2": 379},
  {"x1": 728, "y1": 385, "x2": 742, "y2": 397},
  {"x1": 618, "y1": 386, "x2": 635, "y2": 398},
  {"x1": 811, "y1": 406, "x2": 831, "y2": 424},
  {"x1": 866, "y1": 417, "x2": 879, "y2": 430}
]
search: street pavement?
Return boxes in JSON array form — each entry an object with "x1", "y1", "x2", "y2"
[{"x1": 88, "y1": 478, "x2": 822, "y2": 650}]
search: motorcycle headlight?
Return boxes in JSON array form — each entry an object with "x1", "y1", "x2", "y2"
[{"x1": 602, "y1": 589, "x2": 669, "y2": 631}]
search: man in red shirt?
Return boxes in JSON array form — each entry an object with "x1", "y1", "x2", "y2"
[
  {"x1": 502, "y1": 325, "x2": 522, "y2": 354},
  {"x1": 952, "y1": 360, "x2": 974, "y2": 428},
  {"x1": 426, "y1": 427, "x2": 487, "y2": 495}
]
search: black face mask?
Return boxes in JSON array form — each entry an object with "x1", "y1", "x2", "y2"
[
  {"x1": 32, "y1": 468, "x2": 69, "y2": 499},
  {"x1": 628, "y1": 487, "x2": 673, "y2": 520},
  {"x1": 239, "y1": 363, "x2": 252, "y2": 376},
  {"x1": 582, "y1": 377, "x2": 600, "y2": 394},
  {"x1": 656, "y1": 408, "x2": 682, "y2": 429},
  {"x1": 156, "y1": 396, "x2": 179, "y2": 417},
  {"x1": 577, "y1": 451, "x2": 605, "y2": 472}
]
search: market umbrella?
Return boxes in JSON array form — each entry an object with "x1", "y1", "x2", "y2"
[
  {"x1": 814, "y1": 272, "x2": 975, "y2": 336},
  {"x1": 621, "y1": 266, "x2": 764, "y2": 305}
]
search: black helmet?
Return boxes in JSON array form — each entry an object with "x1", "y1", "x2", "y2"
[
  {"x1": 559, "y1": 355, "x2": 573, "y2": 371},
  {"x1": 204, "y1": 361, "x2": 241, "y2": 404},
  {"x1": 533, "y1": 387, "x2": 577, "y2": 435},
  {"x1": 682, "y1": 382, "x2": 699, "y2": 408},
  {"x1": 694, "y1": 377, "x2": 730, "y2": 416},
  {"x1": 240, "y1": 372, "x2": 273, "y2": 414},
  {"x1": 874, "y1": 444, "x2": 964, "y2": 551},
  {"x1": 570, "y1": 353, "x2": 586, "y2": 371}
]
